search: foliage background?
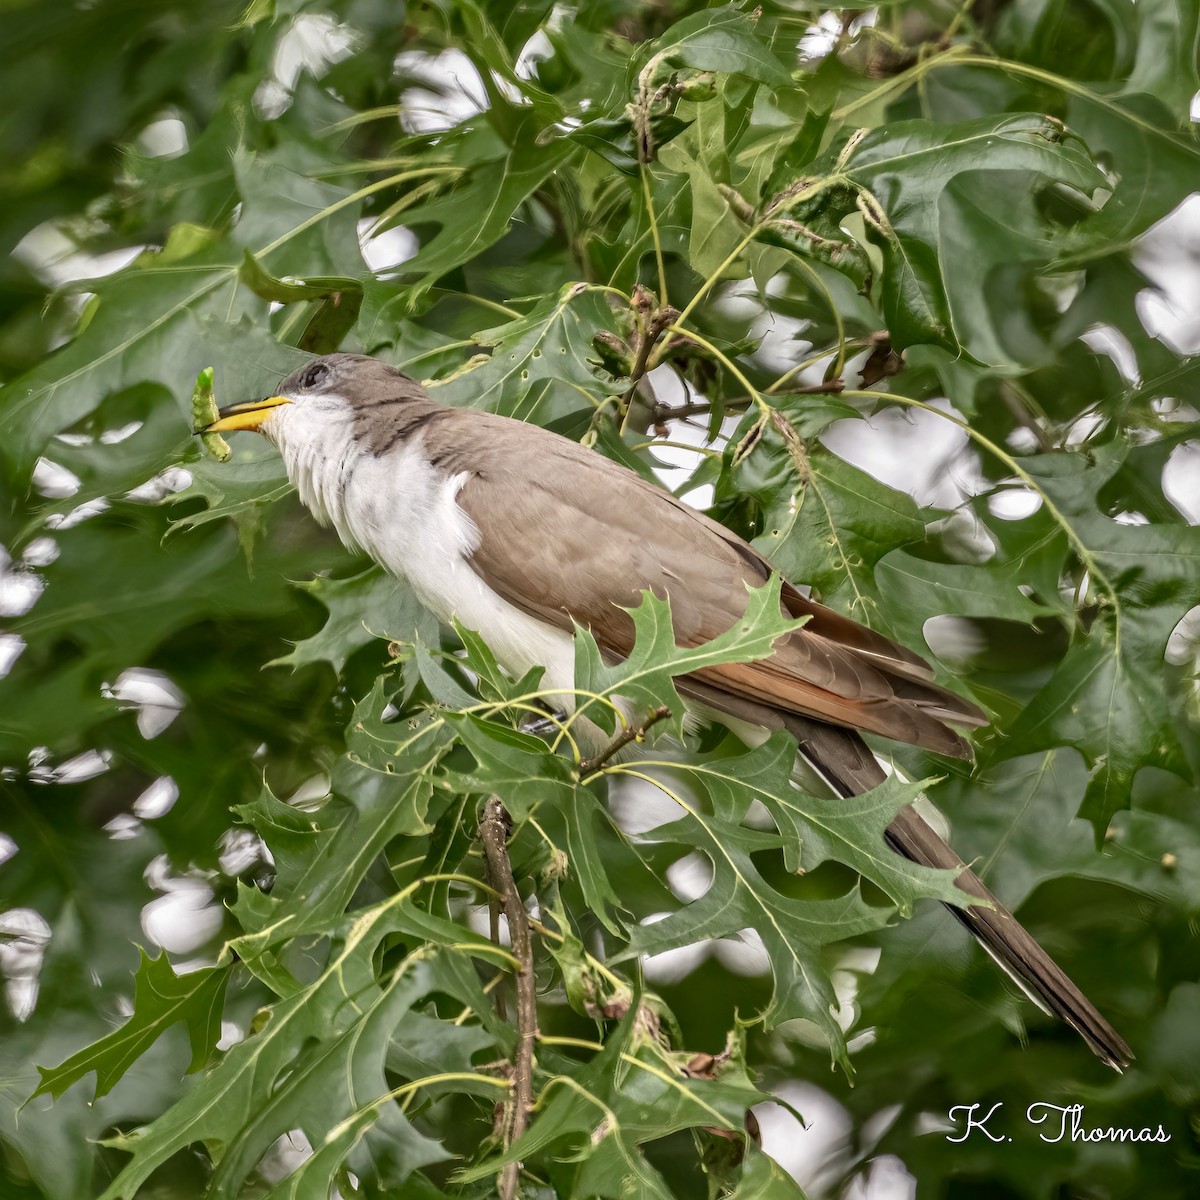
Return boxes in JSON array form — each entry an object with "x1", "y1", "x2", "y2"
[{"x1": 2, "y1": 0, "x2": 1199, "y2": 1196}]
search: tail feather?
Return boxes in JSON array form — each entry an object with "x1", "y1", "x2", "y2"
[{"x1": 784, "y1": 714, "x2": 1133, "y2": 1070}]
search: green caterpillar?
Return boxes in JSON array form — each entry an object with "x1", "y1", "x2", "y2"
[{"x1": 191, "y1": 367, "x2": 231, "y2": 463}]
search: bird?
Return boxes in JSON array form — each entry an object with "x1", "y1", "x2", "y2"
[{"x1": 203, "y1": 351, "x2": 1132, "y2": 1069}]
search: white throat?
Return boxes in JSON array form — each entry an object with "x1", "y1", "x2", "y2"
[{"x1": 269, "y1": 404, "x2": 361, "y2": 540}]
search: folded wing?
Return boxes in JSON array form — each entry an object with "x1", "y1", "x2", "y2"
[{"x1": 451, "y1": 410, "x2": 984, "y2": 756}]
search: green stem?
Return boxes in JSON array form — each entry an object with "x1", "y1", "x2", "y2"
[{"x1": 640, "y1": 165, "x2": 669, "y2": 305}]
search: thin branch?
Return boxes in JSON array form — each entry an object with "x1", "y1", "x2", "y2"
[
  {"x1": 487, "y1": 894, "x2": 507, "y2": 1023},
  {"x1": 579, "y1": 705, "x2": 672, "y2": 775},
  {"x1": 661, "y1": 325, "x2": 769, "y2": 416},
  {"x1": 779, "y1": 377, "x2": 847, "y2": 396},
  {"x1": 1000, "y1": 381, "x2": 1055, "y2": 453},
  {"x1": 650, "y1": 378, "x2": 845, "y2": 426},
  {"x1": 769, "y1": 335, "x2": 882, "y2": 393},
  {"x1": 479, "y1": 796, "x2": 537, "y2": 1200}
]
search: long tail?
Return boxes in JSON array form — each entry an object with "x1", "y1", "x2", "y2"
[{"x1": 786, "y1": 715, "x2": 1133, "y2": 1070}]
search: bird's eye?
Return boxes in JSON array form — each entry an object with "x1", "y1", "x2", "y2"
[{"x1": 301, "y1": 361, "x2": 330, "y2": 390}]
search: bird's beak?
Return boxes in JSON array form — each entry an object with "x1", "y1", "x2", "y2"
[{"x1": 199, "y1": 396, "x2": 291, "y2": 434}]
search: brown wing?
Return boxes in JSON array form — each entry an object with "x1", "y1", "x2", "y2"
[{"x1": 445, "y1": 409, "x2": 984, "y2": 757}]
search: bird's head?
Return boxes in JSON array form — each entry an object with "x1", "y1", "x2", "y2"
[{"x1": 201, "y1": 353, "x2": 424, "y2": 453}]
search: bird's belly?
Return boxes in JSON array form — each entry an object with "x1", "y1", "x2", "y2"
[
  {"x1": 343, "y1": 446, "x2": 578, "y2": 705},
  {"x1": 411, "y1": 563, "x2": 579, "y2": 707}
]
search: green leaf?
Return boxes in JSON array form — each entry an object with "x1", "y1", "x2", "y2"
[
  {"x1": 239, "y1": 249, "x2": 365, "y2": 354},
  {"x1": 272, "y1": 566, "x2": 428, "y2": 673},
  {"x1": 787, "y1": 114, "x2": 1108, "y2": 361},
  {"x1": 725, "y1": 1147, "x2": 810, "y2": 1198},
  {"x1": 429, "y1": 283, "x2": 624, "y2": 424},
  {"x1": 239, "y1": 249, "x2": 361, "y2": 305},
  {"x1": 665, "y1": 733, "x2": 966, "y2": 915},
  {"x1": 169, "y1": 437, "x2": 297, "y2": 562},
  {"x1": 231, "y1": 687, "x2": 450, "y2": 979},
  {"x1": 732, "y1": 423, "x2": 927, "y2": 616},
  {"x1": 1, "y1": 505, "x2": 319, "y2": 755},
  {"x1": 566, "y1": 112, "x2": 693, "y2": 174},
  {"x1": 35, "y1": 950, "x2": 230, "y2": 1100},
  {"x1": 454, "y1": 617, "x2": 547, "y2": 707},
  {"x1": 1063, "y1": 90, "x2": 1200, "y2": 247},
  {"x1": 1000, "y1": 446, "x2": 1200, "y2": 833},
  {"x1": 97, "y1": 937, "x2": 499, "y2": 1199},
  {"x1": 444, "y1": 714, "x2": 578, "y2": 819},
  {"x1": 459, "y1": 1008, "x2": 767, "y2": 1196},
  {"x1": 443, "y1": 714, "x2": 632, "y2": 932},
  {"x1": 2, "y1": 150, "x2": 362, "y2": 481},
  {"x1": 390, "y1": 116, "x2": 574, "y2": 295},
  {"x1": 573, "y1": 574, "x2": 805, "y2": 737},
  {"x1": 3, "y1": 253, "x2": 247, "y2": 481},
  {"x1": 874, "y1": 548, "x2": 1057, "y2": 658},
  {"x1": 622, "y1": 799, "x2": 888, "y2": 1063},
  {"x1": 233, "y1": 784, "x2": 339, "y2": 900},
  {"x1": 1122, "y1": 0, "x2": 1200, "y2": 115},
  {"x1": 939, "y1": 750, "x2": 1200, "y2": 912},
  {"x1": 650, "y1": 5, "x2": 792, "y2": 87},
  {"x1": 418, "y1": 0, "x2": 565, "y2": 127}
]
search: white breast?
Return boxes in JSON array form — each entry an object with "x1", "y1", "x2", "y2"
[{"x1": 337, "y1": 441, "x2": 580, "y2": 705}]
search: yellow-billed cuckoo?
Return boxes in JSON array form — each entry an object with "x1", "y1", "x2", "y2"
[{"x1": 204, "y1": 352, "x2": 1131, "y2": 1068}]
